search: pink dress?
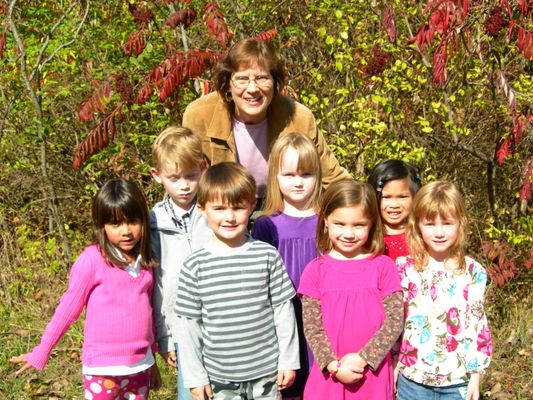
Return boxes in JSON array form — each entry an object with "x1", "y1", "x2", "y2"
[{"x1": 298, "y1": 254, "x2": 401, "y2": 400}]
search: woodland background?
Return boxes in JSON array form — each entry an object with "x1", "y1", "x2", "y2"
[{"x1": 0, "y1": 0, "x2": 531, "y2": 398}]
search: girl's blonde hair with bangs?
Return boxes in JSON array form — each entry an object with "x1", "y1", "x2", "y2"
[
  {"x1": 262, "y1": 132, "x2": 322, "y2": 216},
  {"x1": 407, "y1": 181, "x2": 469, "y2": 273}
]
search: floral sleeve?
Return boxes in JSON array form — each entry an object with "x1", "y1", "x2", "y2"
[
  {"x1": 464, "y1": 260, "x2": 492, "y2": 374},
  {"x1": 302, "y1": 295, "x2": 337, "y2": 371}
]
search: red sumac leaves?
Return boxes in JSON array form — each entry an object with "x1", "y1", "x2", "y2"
[
  {"x1": 164, "y1": 9, "x2": 197, "y2": 29},
  {"x1": 73, "y1": 105, "x2": 123, "y2": 169},
  {"x1": 124, "y1": 28, "x2": 146, "y2": 57},
  {"x1": 255, "y1": 29, "x2": 278, "y2": 42},
  {"x1": 204, "y1": 2, "x2": 233, "y2": 48},
  {"x1": 78, "y1": 81, "x2": 111, "y2": 122}
]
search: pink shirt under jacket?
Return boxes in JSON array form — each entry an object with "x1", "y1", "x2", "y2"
[{"x1": 27, "y1": 245, "x2": 156, "y2": 370}]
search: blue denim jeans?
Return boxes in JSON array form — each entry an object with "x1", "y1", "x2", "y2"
[
  {"x1": 175, "y1": 343, "x2": 193, "y2": 400},
  {"x1": 397, "y1": 374, "x2": 468, "y2": 400}
]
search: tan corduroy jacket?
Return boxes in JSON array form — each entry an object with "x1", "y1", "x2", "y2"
[{"x1": 182, "y1": 92, "x2": 350, "y2": 187}]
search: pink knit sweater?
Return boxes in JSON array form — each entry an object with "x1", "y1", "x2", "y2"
[{"x1": 27, "y1": 245, "x2": 155, "y2": 370}]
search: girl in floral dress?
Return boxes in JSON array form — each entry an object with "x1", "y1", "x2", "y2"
[{"x1": 396, "y1": 181, "x2": 492, "y2": 400}]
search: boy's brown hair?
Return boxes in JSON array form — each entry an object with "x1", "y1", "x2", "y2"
[
  {"x1": 152, "y1": 126, "x2": 204, "y2": 172},
  {"x1": 197, "y1": 162, "x2": 256, "y2": 207}
]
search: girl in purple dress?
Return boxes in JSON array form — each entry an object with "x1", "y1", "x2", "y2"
[
  {"x1": 252, "y1": 132, "x2": 322, "y2": 399},
  {"x1": 298, "y1": 179, "x2": 404, "y2": 400}
]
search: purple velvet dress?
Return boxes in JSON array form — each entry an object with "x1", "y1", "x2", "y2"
[{"x1": 252, "y1": 212, "x2": 318, "y2": 396}]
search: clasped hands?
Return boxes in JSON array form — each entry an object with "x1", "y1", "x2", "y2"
[{"x1": 327, "y1": 353, "x2": 367, "y2": 385}]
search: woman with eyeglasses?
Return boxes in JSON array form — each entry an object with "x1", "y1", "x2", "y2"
[{"x1": 182, "y1": 38, "x2": 349, "y2": 212}]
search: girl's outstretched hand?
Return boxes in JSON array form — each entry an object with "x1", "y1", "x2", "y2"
[{"x1": 10, "y1": 354, "x2": 34, "y2": 376}]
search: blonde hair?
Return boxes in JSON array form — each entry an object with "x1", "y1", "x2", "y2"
[
  {"x1": 262, "y1": 132, "x2": 322, "y2": 216},
  {"x1": 197, "y1": 162, "x2": 256, "y2": 207},
  {"x1": 316, "y1": 179, "x2": 383, "y2": 256},
  {"x1": 407, "y1": 181, "x2": 468, "y2": 273},
  {"x1": 152, "y1": 126, "x2": 204, "y2": 172}
]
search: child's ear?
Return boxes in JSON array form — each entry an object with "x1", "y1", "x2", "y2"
[
  {"x1": 200, "y1": 160, "x2": 208, "y2": 172},
  {"x1": 150, "y1": 167, "x2": 163, "y2": 184},
  {"x1": 196, "y1": 203, "x2": 206, "y2": 217}
]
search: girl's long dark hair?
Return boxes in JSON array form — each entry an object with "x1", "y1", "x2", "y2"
[{"x1": 92, "y1": 179, "x2": 157, "y2": 268}]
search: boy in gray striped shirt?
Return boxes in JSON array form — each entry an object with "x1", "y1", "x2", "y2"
[{"x1": 176, "y1": 162, "x2": 300, "y2": 400}]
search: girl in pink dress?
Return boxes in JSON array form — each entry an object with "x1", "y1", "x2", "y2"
[
  {"x1": 368, "y1": 160, "x2": 421, "y2": 261},
  {"x1": 11, "y1": 179, "x2": 161, "y2": 400},
  {"x1": 298, "y1": 179, "x2": 404, "y2": 399}
]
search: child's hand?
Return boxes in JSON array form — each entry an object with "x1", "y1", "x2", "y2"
[
  {"x1": 393, "y1": 358, "x2": 400, "y2": 396},
  {"x1": 149, "y1": 363, "x2": 162, "y2": 391},
  {"x1": 160, "y1": 350, "x2": 177, "y2": 368},
  {"x1": 276, "y1": 369, "x2": 296, "y2": 390},
  {"x1": 466, "y1": 373, "x2": 480, "y2": 400},
  {"x1": 190, "y1": 384, "x2": 213, "y2": 400},
  {"x1": 340, "y1": 352, "x2": 367, "y2": 373},
  {"x1": 327, "y1": 359, "x2": 363, "y2": 385},
  {"x1": 10, "y1": 354, "x2": 34, "y2": 377}
]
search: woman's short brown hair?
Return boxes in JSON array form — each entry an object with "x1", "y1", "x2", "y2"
[{"x1": 213, "y1": 38, "x2": 287, "y2": 103}]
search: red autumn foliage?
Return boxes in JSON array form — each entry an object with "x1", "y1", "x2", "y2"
[
  {"x1": 124, "y1": 28, "x2": 146, "y2": 57},
  {"x1": 164, "y1": 9, "x2": 197, "y2": 29},
  {"x1": 382, "y1": 6, "x2": 396, "y2": 42},
  {"x1": 484, "y1": 7, "x2": 509, "y2": 37},
  {"x1": 482, "y1": 241, "x2": 518, "y2": 286},
  {"x1": 159, "y1": 49, "x2": 220, "y2": 101},
  {"x1": 114, "y1": 74, "x2": 134, "y2": 104},
  {"x1": 204, "y1": 2, "x2": 233, "y2": 49},
  {"x1": 128, "y1": 4, "x2": 154, "y2": 25},
  {"x1": 409, "y1": 24, "x2": 435, "y2": 51},
  {"x1": 255, "y1": 29, "x2": 278, "y2": 42},
  {"x1": 161, "y1": 0, "x2": 192, "y2": 4},
  {"x1": 364, "y1": 46, "x2": 391, "y2": 77},
  {"x1": 0, "y1": 25, "x2": 6, "y2": 60},
  {"x1": 73, "y1": 104, "x2": 124, "y2": 169},
  {"x1": 78, "y1": 80, "x2": 111, "y2": 122},
  {"x1": 519, "y1": 158, "x2": 532, "y2": 203},
  {"x1": 517, "y1": 27, "x2": 533, "y2": 60}
]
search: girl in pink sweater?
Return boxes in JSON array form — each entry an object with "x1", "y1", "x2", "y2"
[{"x1": 11, "y1": 179, "x2": 161, "y2": 399}]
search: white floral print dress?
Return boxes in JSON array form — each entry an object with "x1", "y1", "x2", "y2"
[{"x1": 396, "y1": 256, "x2": 492, "y2": 386}]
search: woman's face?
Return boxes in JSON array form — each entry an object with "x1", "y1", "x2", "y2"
[{"x1": 229, "y1": 63, "x2": 275, "y2": 124}]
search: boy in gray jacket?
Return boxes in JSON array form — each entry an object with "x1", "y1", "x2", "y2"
[{"x1": 150, "y1": 126, "x2": 211, "y2": 400}]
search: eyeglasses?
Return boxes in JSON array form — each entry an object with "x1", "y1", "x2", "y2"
[{"x1": 231, "y1": 75, "x2": 273, "y2": 89}]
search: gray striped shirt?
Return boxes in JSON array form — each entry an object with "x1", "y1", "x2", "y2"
[{"x1": 176, "y1": 238, "x2": 296, "y2": 383}]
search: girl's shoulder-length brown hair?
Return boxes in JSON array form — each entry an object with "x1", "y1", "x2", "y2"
[
  {"x1": 407, "y1": 180, "x2": 468, "y2": 273},
  {"x1": 316, "y1": 179, "x2": 383, "y2": 256},
  {"x1": 92, "y1": 179, "x2": 157, "y2": 269},
  {"x1": 262, "y1": 132, "x2": 322, "y2": 216},
  {"x1": 213, "y1": 38, "x2": 287, "y2": 104}
]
